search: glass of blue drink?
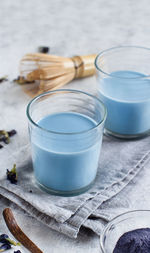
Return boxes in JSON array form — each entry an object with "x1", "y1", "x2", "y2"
[
  {"x1": 95, "y1": 46, "x2": 150, "y2": 139},
  {"x1": 27, "y1": 89, "x2": 106, "y2": 196}
]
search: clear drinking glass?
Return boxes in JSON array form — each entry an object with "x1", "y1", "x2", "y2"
[
  {"x1": 95, "y1": 46, "x2": 150, "y2": 139},
  {"x1": 100, "y1": 210, "x2": 150, "y2": 253},
  {"x1": 27, "y1": 89, "x2": 107, "y2": 196}
]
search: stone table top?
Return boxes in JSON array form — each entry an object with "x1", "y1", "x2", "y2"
[{"x1": 0, "y1": 0, "x2": 150, "y2": 252}]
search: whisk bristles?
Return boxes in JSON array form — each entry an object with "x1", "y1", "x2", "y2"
[{"x1": 20, "y1": 53, "x2": 97, "y2": 97}]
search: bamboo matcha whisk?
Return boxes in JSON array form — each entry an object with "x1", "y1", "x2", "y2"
[{"x1": 20, "y1": 53, "x2": 97, "y2": 97}]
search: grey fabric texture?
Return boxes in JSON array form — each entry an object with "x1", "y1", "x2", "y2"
[{"x1": 0, "y1": 81, "x2": 150, "y2": 238}]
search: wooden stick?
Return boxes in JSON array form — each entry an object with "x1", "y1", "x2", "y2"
[{"x1": 3, "y1": 208, "x2": 43, "y2": 253}]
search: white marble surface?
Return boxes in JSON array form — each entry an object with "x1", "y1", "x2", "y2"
[{"x1": 0, "y1": 0, "x2": 150, "y2": 252}]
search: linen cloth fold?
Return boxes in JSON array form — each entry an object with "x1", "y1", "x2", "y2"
[{"x1": 0, "y1": 81, "x2": 150, "y2": 238}]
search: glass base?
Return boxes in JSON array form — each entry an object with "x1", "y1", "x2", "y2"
[
  {"x1": 104, "y1": 128, "x2": 150, "y2": 140},
  {"x1": 36, "y1": 179, "x2": 95, "y2": 197}
]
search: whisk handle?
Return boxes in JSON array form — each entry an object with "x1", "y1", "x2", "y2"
[{"x1": 71, "y1": 54, "x2": 97, "y2": 78}]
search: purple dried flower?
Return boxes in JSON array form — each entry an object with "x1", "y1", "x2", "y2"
[
  {"x1": 0, "y1": 234, "x2": 21, "y2": 247},
  {"x1": 38, "y1": 46, "x2": 50, "y2": 53},
  {"x1": 0, "y1": 131, "x2": 9, "y2": 144},
  {"x1": 0, "y1": 129, "x2": 17, "y2": 149},
  {"x1": 7, "y1": 164, "x2": 18, "y2": 184},
  {"x1": 8, "y1": 130, "x2": 17, "y2": 137},
  {"x1": 0, "y1": 234, "x2": 9, "y2": 240},
  {"x1": 0, "y1": 76, "x2": 8, "y2": 83},
  {"x1": 0, "y1": 243, "x2": 11, "y2": 251}
]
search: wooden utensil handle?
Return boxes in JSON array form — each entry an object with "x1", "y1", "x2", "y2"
[{"x1": 3, "y1": 208, "x2": 43, "y2": 253}]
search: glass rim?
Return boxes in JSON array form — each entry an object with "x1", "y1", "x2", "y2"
[
  {"x1": 95, "y1": 45, "x2": 150, "y2": 79},
  {"x1": 99, "y1": 209, "x2": 150, "y2": 253},
  {"x1": 26, "y1": 89, "x2": 107, "y2": 135}
]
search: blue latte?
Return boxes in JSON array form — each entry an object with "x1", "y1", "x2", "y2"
[
  {"x1": 31, "y1": 112, "x2": 102, "y2": 193},
  {"x1": 99, "y1": 70, "x2": 150, "y2": 135}
]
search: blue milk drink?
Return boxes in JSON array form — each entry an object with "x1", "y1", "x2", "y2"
[
  {"x1": 98, "y1": 70, "x2": 150, "y2": 137},
  {"x1": 31, "y1": 112, "x2": 102, "y2": 195},
  {"x1": 27, "y1": 89, "x2": 106, "y2": 196}
]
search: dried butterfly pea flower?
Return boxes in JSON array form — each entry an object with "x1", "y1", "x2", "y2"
[
  {"x1": 0, "y1": 234, "x2": 21, "y2": 252},
  {"x1": 0, "y1": 243, "x2": 11, "y2": 251},
  {"x1": 0, "y1": 234, "x2": 20, "y2": 247},
  {"x1": 0, "y1": 234, "x2": 9, "y2": 241},
  {"x1": 0, "y1": 129, "x2": 17, "y2": 148},
  {"x1": 0, "y1": 76, "x2": 8, "y2": 83},
  {"x1": 38, "y1": 46, "x2": 50, "y2": 53},
  {"x1": 0, "y1": 235, "x2": 10, "y2": 245},
  {"x1": 0, "y1": 131, "x2": 10, "y2": 144},
  {"x1": 7, "y1": 164, "x2": 18, "y2": 184},
  {"x1": 8, "y1": 130, "x2": 17, "y2": 137},
  {"x1": 14, "y1": 251, "x2": 21, "y2": 253}
]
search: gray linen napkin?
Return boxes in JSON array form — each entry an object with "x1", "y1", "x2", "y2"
[
  {"x1": 0, "y1": 81, "x2": 150, "y2": 238},
  {"x1": 83, "y1": 152, "x2": 150, "y2": 236}
]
